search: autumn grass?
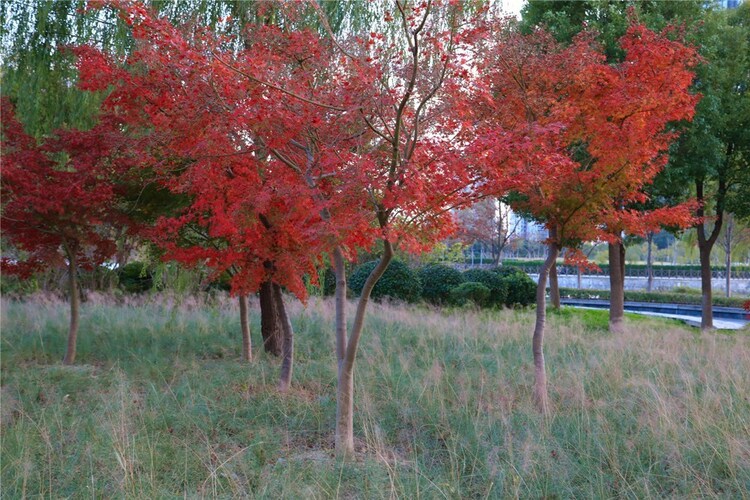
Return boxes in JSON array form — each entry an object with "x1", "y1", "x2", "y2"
[{"x1": 1, "y1": 293, "x2": 749, "y2": 498}]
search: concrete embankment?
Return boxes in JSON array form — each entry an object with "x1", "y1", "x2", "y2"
[{"x1": 528, "y1": 274, "x2": 750, "y2": 295}]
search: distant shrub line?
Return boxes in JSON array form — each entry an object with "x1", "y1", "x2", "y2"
[
  {"x1": 348, "y1": 261, "x2": 536, "y2": 308},
  {"x1": 7, "y1": 259, "x2": 744, "y2": 311}
]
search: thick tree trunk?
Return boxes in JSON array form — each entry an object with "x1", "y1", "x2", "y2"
[
  {"x1": 63, "y1": 251, "x2": 80, "y2": 365},
  {"x1": 699, "y1": 244, "x2": 714, "y2": 329},
  {"x1": 533, "y1": 230, "x2": 558, "y2": 415},
  {"x1": 335, "y1": 241, "x2": 393, "y2": 457},
  {"x1": 608, "y1": 242, "x2": 626, "y2": 334},
  {"x1": 259, "y1": 280, "x2": 283, "y2": 356},
  {"x1": 695, "y1": 177, "x2": 724, "y2": 330},
  {"x1": 646, "y1": 232, "x2": 654, "y2": 293},
  {"x1": 274, "y1": 284, "x2": 294, "y2": 392},
  {"x1": 549, "y1": 262, "x2": 560, "y2": 309},
  {"x1": 239, "y1": 294, "x2": 251, "y2": 362}
]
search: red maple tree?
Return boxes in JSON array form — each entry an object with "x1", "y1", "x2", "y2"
[
  {"x1": 75, "y1": 0, "x2": 393, "y2": 383},
  {"x1": 470, "y1": 20, "x2": 699, "y2": 412},
  {"x1": 1, "y1": 100, "x2": 131, "y2": 364}
]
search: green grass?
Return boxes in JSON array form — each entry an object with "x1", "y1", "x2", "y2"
[
  {"x1": 559, "y1": 287, "x2": 749, "y2": 309},
  {"x1": 2, "y1": 293, "x2": 749, "y2": 498}
]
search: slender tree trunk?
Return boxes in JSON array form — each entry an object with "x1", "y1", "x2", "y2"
[
  {"x1": 533, "y1": 228, "x2": 558, "y2": 415},
  {"x1": 724, "y1": 215, "x2": 734, "y2": 298},
  {"x1": 332, "y1": 247, "x2": 350, "y2": 450},
  {"x1": 646, "y1": 232, "x2": 654, "y2": 293},
  {"x1": 239, "y1": 294, "x2": 252, "y2": 362},
  {"x1": 726, "y1": 249, "x2": 731, "y2": 298},
  {"x1": 259, "y1": 280, "x2": 283, "y2": 356},
  {"x1": 274, "y1": 284, "x2": 294, "y2": 392},
  {"x1": 494, "y1": 196, "x2": 505, "y2": 266},
  {"x1": 333, "y1": 247, "x2": 347, "y2": 363},
  {"x1": 549, "y1": 262, "x2": 560, "y2": 309},
  {"x1": 336, "y1": 360, "x2": 355, "y2": 453},
  {"x1": 608, "y1": 241, "x2": 626, "y2": 333},
  {"x1": 335, "y1": 241, "x2": 393, "y2": 457},
  {"x1": 63, "y1": 249, "x2": 80, "y2": 365}
]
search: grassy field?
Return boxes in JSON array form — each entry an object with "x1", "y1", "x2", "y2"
[{"x1": 1, "y1": 293, "x2": 749, "y2": 498}]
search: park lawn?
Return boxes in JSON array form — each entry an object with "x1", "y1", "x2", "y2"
[{"x1": 1, "y1": 294, "x2": 749, "y2": 498}]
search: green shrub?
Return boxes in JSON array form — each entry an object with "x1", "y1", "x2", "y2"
[
  {"x1": 462, "y1": 269, "x2": 508, "y2": 307},
  {"x1": 349, "y1": 259, "x2": 422, "y2": 303},
  {"x1": 491, "y1": 265, "x2": 524, "y2": 278},
  {"x1": 450, "y1": 282, "x2": 491, "y2": 307},
  {"x1": 117, "y1": 261, "x2": 154, "y2": 293},
  {"x1": 418, "y1": 264, "x2": 465, "y2": 304},
  {"x1": 671, "y1": 286, "x2": 701, "y2": 295},
  {"x1": 491, "y1": 266, "x2": 536, "y2": 307},
  {"x1": 322, "y1": 267, "x2": 336, "y2": 296},
  {"x1": 0, "y1": 273, "x2": 40, "y2": 296}
]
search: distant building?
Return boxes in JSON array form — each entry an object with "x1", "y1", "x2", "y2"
[
  {"x1": 715, "y1": 0, "x2": 741, "y2": 9},
  {"x1": 507, "y1": 209, "x2": 546, "y2": 242}
]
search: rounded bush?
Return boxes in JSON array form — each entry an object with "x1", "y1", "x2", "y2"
[
  {"x1": 348, "y1": 259, "x2": 422, "y2": 303},
  {"x1": 418, "y1": 264, "x2": 465, "y2": 304},
  {"x1": 462, "y1": 268, "x2": 508, "y2": 307},
  {"x1": 450, "y1": 281, "x2": 491, "y2": 307},
  {"x1": 118, "y1": 261, "x2": 154, "y2": 293},
  {"x1": 492, "y1": 267, "x2": 536, "y2": 307},
  {"x1": 491, "y1": 265, "x2": 524, "y2": 278}
]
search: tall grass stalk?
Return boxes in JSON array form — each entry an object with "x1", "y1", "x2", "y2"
[{"x1": 1, "y1": 293, "x2": 749, "y2": 497}]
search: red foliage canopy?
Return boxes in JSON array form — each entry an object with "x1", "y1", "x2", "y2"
[
  {"x1": 1, "y1": 100, "x2": 130, "y2": 277},
  {"x1": 470, "y1": 20, "x2": 700, "y2": 261},
  {"x1": 74, "y1": 0, "x2": 482, "y2": 299}
]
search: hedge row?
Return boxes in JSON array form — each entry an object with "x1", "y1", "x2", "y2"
[
  {"x1": 559, "y1": 287, "x2": 748, "y2": 309},
  {"x1": 348, "y1": 261, "x2": 536, "y2": 308},
  {"x1": 502, "y1": 259, "x2": 750, "y2": 277}
]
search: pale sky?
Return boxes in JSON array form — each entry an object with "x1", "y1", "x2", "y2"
[{"x1": 501, "y1": 0, "x2": 527, "y2": 18}]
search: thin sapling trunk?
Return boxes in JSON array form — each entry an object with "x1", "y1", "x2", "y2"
[
  {"x1": 335, "y1": 240, "x2": 393, "y2": 457},
  {"x1": 549, "y1": 262, "x2": 560, "y2": 309},
  {"x1": 723, "y1": 215, "x2": 733, "y2": 298},
  {"x1": 646, "y1": 232, "x2": 654, "y2": 292},
  {"x1": 63, "y1": 248, "x2": 80, "y2": 365},
  {"x1": 274, "y1": 283, "x2": 294, "y2": 392},
  {"x1": 608, "y1": 241, "x2": 626, "y2": 333},
  {"x1": 239, "y1": 294, "x2": 251, "y2": 361},
  {"x1": 533, "y1": 231, "x2": 558, "y2": 415}
]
